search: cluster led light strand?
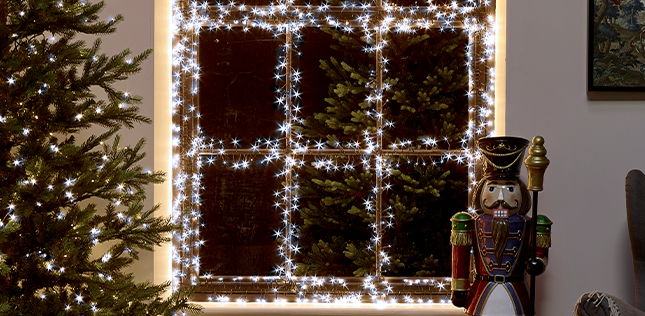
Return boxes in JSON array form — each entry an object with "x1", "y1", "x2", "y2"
[
  {"x1": 197, "y1": 274, "x2": 453, "y2": 304},
  {"x1": 171, "y1": 0, "x2": 496, "y2": 303}
]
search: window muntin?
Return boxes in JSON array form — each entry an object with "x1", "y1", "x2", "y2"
[{"x1": 172, "y1": 0, "x2": 495, "y2": 302}]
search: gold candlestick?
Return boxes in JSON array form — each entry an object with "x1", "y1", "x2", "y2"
[{"x1": 524, "y1": 136, "x2": 550, "y2": 192}]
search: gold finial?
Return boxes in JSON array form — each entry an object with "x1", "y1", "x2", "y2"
[{"x1": 524, "y1": 136, "x2": 550, "y2": 191}]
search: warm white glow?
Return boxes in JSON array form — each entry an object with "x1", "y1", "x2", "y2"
[{"x1": 155, "y1": 0, "x2": 175, "y2": 300}]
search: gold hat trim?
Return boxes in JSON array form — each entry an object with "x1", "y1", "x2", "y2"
[
  {"x1": 481, "y1": 145, "x2": 527, "y2": 157},
  {"x1": 480, "y1": 145, "x2": 527, "y2": 170}
]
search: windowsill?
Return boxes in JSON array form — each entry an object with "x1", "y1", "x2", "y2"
[{"x1": 199, "y1": 302, "x2": 464, "y2": 315}]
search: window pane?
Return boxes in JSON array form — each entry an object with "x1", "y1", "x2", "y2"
[
  {"x1": 200, "y1": 159, "x2": 282, "y2": 275},
  {"x1": 381, "y1": 29, "x2": 469, "y2": 150},
  {"x1": 294, "y1": 27, "x2": 373, "y2": 146},
  {"x1": 294, "y1": 156, "x2": 376, "y2": 277},
  {"x1": 198, "y1": 28, "x2": 283, "y2": 145},
  {"x1": 381, "y1": 158, "x2": 468, "y2": 277}
]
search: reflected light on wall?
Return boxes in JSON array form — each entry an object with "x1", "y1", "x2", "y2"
[{"x1": 154, "y1": 0, "x2": 174, "y2": 299}]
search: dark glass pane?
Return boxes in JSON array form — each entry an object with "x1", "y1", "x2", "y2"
[
  {"x1": 198, "y1": 28, "x2": 284, "y2": 146},
  {"x1": 293, "y1": 28, "x2": 340, "y2": 122},
  {"x1": 200, "y1": 159, "x2": 283, "y2": 275},
  {"x1": 293, "y1": 156, "x2": 376, "y2": 276},
  {"x1": 293, "y1": 27, "x2": 374, "y2": 148},
  {"x1": 381, "y1": 158, "x2": 468, "y2": 277},
  {"x1": 381, "y1": 29, "x2": 469, "y2": 150}
]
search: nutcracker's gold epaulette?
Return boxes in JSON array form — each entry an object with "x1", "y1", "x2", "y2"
[
  {"x1": 536, "y1": 214, "x2": 552, "y2": 248},
  {"x1": 450, "y1": 212, "x2": 473, "y2": 246}
]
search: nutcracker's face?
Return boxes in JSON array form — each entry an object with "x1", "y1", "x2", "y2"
[{"x1": 480, "y1": 179, "x2": 522, "y2": 217}]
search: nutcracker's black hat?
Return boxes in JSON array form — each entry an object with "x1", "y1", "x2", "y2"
[{"x1": 477, "y1": 136, "x2": 529, "y2": 179}]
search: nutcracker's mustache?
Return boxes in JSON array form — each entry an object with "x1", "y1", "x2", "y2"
[{"x1": 484, "y1": 199, "x2": 518, "y2": 210}]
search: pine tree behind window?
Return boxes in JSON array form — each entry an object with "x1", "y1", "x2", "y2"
[{"x1": 0, "y1": 1, "x2": 198, "y2": 314}]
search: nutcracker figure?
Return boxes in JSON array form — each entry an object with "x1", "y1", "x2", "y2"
[{"x1": 450, "y1": 136, "x2": 552, "y2": 316}]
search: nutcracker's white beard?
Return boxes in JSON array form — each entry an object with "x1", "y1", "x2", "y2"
[
  {"x1": 491, "y1": 217, "x2": 509, "y2": 263},
  {"x1": 484, "y1": 199, "x2": 517, "y2": 264}
]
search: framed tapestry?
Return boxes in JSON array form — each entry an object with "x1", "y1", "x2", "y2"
[{"x1": 589, "y1": 0, "x2": 645, "y2": 91}]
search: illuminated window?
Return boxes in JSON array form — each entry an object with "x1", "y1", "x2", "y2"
[{"x1": 171, "y1": 0, "x2": 496, "y2": 303}]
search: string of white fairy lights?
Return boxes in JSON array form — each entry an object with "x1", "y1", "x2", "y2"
[{"x1": 170, "y1": 0, "x2": 495, "y2": 304}]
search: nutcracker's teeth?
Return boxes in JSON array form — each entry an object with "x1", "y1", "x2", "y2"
[{"x1": 493, "y1": 209, "x2": 508, "y2": 218}]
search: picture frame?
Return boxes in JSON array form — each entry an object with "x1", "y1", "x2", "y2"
[{"x1": 588, "y1": 0, "x2": 645, "y2": 91}]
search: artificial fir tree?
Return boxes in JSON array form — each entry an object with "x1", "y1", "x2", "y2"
[
  {"x1": 0, "y1": 0, "x2": 198, "y2": 314},
  {"x1": 294, "y1": 26, "x2": 469, "y2": 277}
]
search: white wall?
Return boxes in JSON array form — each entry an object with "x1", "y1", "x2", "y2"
[
  {"x1": 99, "y1": 0, "x2": 156, "y2": 283},
  {"x1": 103, "y1": 0, "x2": 645, "y2": 314},
  {"x1": 507, "y1": 0, "x2": 645, "y2": 314}
]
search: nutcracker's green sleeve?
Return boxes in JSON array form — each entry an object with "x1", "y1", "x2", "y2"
[
  {"x1": 450, "y1": 212, "x2": 473, "y2": 246},
  {"x1": 536, "y1": 214, "x2": 552, "y2": 249}
]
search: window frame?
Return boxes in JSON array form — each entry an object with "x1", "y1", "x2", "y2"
[{"x1": 171, "y1": 0, "x2": 496, "y2": 303}]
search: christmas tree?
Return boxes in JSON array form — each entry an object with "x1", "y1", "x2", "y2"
[
  {"x1": 0, "y1": 0, "x2": 198, "y2": 314},
  {"x1": 293, "y1": 25, "x2": 469, "y2": 277}
]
